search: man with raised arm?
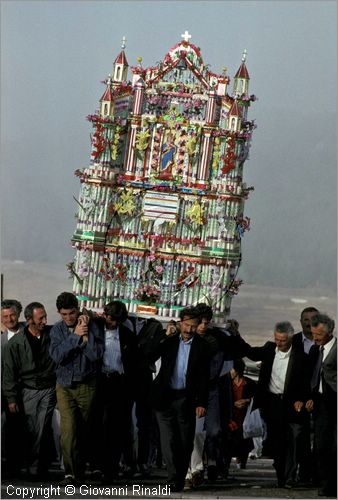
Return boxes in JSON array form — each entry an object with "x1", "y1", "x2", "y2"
[{"x1": 49, "y1": 292, "x2": 104, "y2": 486}]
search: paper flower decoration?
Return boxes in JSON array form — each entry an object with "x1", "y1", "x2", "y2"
[
  {"x1": 114, "y1": 190, "x2": 136, "y2": 216},
  {"x1": 135, "y1": 284, "x2": 161, "y2": 304},
  {"x1": 135, "y1": 130, "x2": 151, "y2": 151},
  {"x1": 186, "y1": 201, "x2": 206, "y2": 225}
]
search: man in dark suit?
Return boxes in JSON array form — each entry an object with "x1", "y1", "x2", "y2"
[
  {"x1": 151, "y1": 306, "x2": 210, "y2": 492},
  {"x1": 191, "y1": 304, "x2": 251, "y2": 483},
  {"x1": 291, "y1": 306, "x2": 319, "y2": 486},
  {"x1": 292, "y1": 307, "x2": 319, "y2": 353},
  {"x1": 305, "y1": 313, "x2": 337, "y2": 497},
  {"x1": 127, "y1": 314, "x2": 164, "y2": 477},
  {"x1": 247, "y1": 321, "x2": 311, "y2": 488},
  {"x1": 91, "y1": 301, "x2": 138, "y2": 483},
  {"x1": 1, "y1": 299, "x2": 26, "y2": 477}
]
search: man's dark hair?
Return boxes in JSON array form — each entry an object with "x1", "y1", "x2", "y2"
[
  {"x1": 179, "y1": 306, "x2": 200, "y2": 322},
  {"x1": 300, "y1": 306, "x2": 319, "y2": 318},
  {"x1": 1, "y1": 299, "x2": 22, "y2": 315},
  {"x1": 104, "y1": 301, "x2": 128, "y2": 324},
  {"x1": 195, "y1": 303, "x2": 213, "y2": 321},
  {"x1": 233, "y1": 358, "x2": 246, "y2": 377},
  {"x1": 311, "y1": 313, "x2": 335, "y2": 334},
  {"x1": 56, "y1": 292, "x2": 79, "y2": 311},
  {"x1": 24, "y1": 302, "x2": 45, "y2": 320}
]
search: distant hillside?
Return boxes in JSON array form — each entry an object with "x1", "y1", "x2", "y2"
[{"x1": 1, "y1": 260, "x2": 336, "y2": 345}]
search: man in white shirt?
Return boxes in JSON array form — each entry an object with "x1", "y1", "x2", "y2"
[
  {"x1": 1, "y1": 299, "x2": 25, "y2": 477},
  {"x1": 246, "y1": 321, "x2": 311, "y2": 488},
  {"x1": 1, "y1": 299, "x2": 25, "y2": 344}
]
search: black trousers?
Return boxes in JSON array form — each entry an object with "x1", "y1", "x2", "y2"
[
  {"x1": 292, "y1": 417, "x2": 313, "y2": 482},
  {"x1": 205, "y1": 374, "x2": 232, "y2": 472},
  {"x1": 313, "y1": 394, "x2": 337, "y2": 494},
  {"x1": 134, "y1": 370, "x2": 153, "y2": 466},
  {"x1": 2, "y1": 407, "x2": 26, "y2": 475},
  {"x1": 156, "y1": 391, "x2": 196, "y2": 486},
  {"x1": 263, "y1": 393, "x2": 304, "y2": 485},
  {"x1": 92, "y1": 373, "x2": 134, "y2": 476}
]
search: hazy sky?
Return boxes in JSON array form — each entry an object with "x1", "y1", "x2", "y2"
[{"x1": 1, "y1": 0, "x2": 336, "y2": 290}]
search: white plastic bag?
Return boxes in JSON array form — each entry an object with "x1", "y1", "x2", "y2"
[{"x1": 242, "y1": 399, "x2": 265, "y2": 439}]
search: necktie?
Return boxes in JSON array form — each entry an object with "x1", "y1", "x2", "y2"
[{"x1": 311, "y1": 345, "x2": 324, "y2": 391}]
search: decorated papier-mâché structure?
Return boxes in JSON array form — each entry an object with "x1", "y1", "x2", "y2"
[{"x1": 69, "y1": 32, "x2": 256, "y2": 322}]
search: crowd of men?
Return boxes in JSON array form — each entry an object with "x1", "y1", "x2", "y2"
[{"x1": 1, "y1": 295, "x2": 337, "y2": 497}]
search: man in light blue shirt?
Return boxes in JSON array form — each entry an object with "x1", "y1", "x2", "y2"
[
  {"x1": 170, "y1": 335, "x2": 193, "y2": 389},
  {"x1": 90, "y1": 301, "x2": 137, "y2": 484},
  {"x1": 102, "y1": 326, "x2": 124, "y2": 375},
  {"x1": 151, "y1": 307, "x2": 210, "y2": 492}
]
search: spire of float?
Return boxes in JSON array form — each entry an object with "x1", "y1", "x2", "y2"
[
  {"x1": 112, "y1": 36, "x2": 129, "y2": 83},
  {"x1": 233, "y1": 49, "x2": 250, "y2": 97},
  {"x1": 235, "y1": 49, "x2": 250, "y2": 79},
  {"x1": 99, "y1": 74, "x2": 114, "y2": 117}
]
